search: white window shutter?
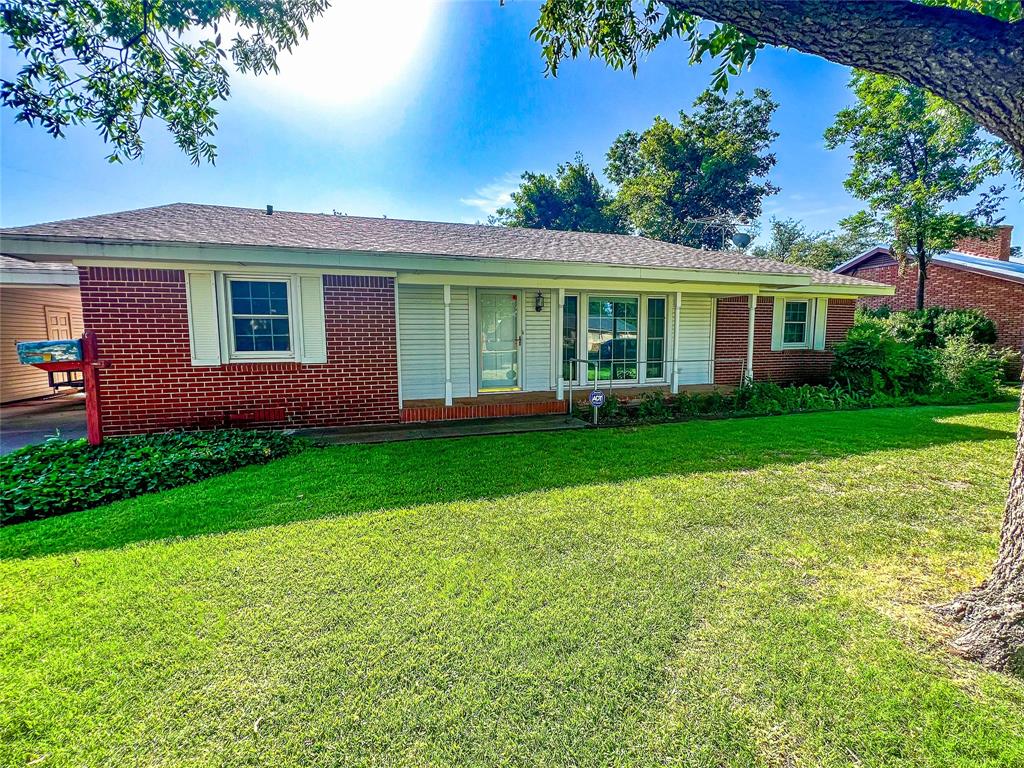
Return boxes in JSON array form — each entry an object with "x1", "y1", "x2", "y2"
[
  {"x1": 299, "y1": 275, "x2": 327, "y2": 363},
  {"x1": 186, "y1": 271, "x2": 222, "y2": 366},
  {"x1": 812, "y1": 298, "x2": 829, "y2": 350},
  {"x1": 770, "y1": 298, "x2": 785, "y2": 351}
]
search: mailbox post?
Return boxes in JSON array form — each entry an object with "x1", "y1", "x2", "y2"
[
  {"x1": 80, "y1": 331, "x2": 104, "y2": 445},
  {"x1": 17, "y1": 330, "x2": 107, "y2": 445}
]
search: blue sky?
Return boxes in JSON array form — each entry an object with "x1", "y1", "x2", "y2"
[{"x1": 2, "y1": 1, "x2": 1020, "y2": 247}]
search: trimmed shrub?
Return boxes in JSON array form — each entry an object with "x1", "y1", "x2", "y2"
[{"x1": 1, "y1": 430, "x2": 303, "y2": 525}]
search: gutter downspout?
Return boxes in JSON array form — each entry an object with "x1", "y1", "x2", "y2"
[
  {"x1": 671, "y1": 291, "x2": 682, "y2": 394},
  {"x1": 745, "y1": 294, "x2": 757, "y2": 384},
  {"x1": 443, "y1": 284, "x2": 453, "y2": 406}
]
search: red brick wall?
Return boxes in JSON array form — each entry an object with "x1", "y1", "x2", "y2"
[
  {"x1": 79, "y1": 267, "x2": 400, "y2": 436},
  {"x1": 850, "y1": 262, "x2": 1024, "y2": 353},
  {"x1": 713, "y1": 297, "x2": 856, "y2": 385}
]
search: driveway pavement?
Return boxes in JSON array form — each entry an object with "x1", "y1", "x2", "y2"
[{"x1": 0, "y1": 394, "x2": 87, "y2": 454}]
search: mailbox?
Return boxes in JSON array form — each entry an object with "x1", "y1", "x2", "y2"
[{"x1": 17, "y1": 338, "x2": 83, "y2": 365}]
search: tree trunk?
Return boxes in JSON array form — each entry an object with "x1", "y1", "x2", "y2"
[
  {"x1": 916, "y1": 247, "x2": 927, "y2": 311},
  {"x1": 665, "y1": 1, "x2": 1024, "y2": 155},
  {"x1": 935, "y1": 380, "x2": 1024, "y2": 674},
  {"x1": 659, "y1": 0, "x2": 1024, "y2": 676}
]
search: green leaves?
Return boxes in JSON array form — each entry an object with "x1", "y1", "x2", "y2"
[
  {"x1": 824, "y1": 71, "x2": 1007, "y2": 272},
  {"x1": 607, "y1": 88, "x2": 779, "y2": 248},
  {"x1": 0, "y1": 0, "x2": 328, "y2": 163},
  {"x1": 492, "y1": 153, "x2": 627, "y2": 234},
  {"x1": 532, "y1": 0, "x2": 758, "y2": 91},
  {"x1": 0, "y1": 429, "x2": 303, "y2": 525}
]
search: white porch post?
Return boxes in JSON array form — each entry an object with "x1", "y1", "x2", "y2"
[
  {"x1": 671, "y1": 291, "x2": 682, "y2": 394},
  {"x1": 556, "y1": 288, "x2": 565, "y2": 401},
  {"x1": 443, "y1": 284, "x2": 453, "y2": 406},
  {"x1": 745, "y1": 294, "x2": 757, "y2": 384}
]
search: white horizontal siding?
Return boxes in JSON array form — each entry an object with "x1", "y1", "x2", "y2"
[
  {"x1": 675, "y1": 295, "x2": 714, "y2": 385},
  {"x1": 449, "y1": 286, "x2": 472, "y2": 398},
  {"x1": 398, "y1": 284, "x2": 445, "y2": 400},
  {"x1": 524, "y1": 289, "x2": 551, "y2": 391}
]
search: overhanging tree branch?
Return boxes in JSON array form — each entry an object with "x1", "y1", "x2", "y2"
[{"x1": 664, "y1": 0, "x2": 1024, "y2": 153}]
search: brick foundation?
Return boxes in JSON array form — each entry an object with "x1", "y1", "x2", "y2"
[
  {"x1": 79, "y1": 268, "x2": 400, "y2": 436},
  {"x1": 713, "y1": 297, "x2": 856, "y2": 385},
  {"x1": 400, "y1": 399, "x2": 566, "y2": 423}
]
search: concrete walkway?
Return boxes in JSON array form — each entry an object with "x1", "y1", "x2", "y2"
[
  {"x1": 296, "y1": 414, "x2": 589, "y2": 446},
  {"x1": 0, "y1": 393, "x2": 87, "y2": 454}
]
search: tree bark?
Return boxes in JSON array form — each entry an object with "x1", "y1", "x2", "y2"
[
  {"x1": 664, "y1": 1, "x2": 1024, "y2": 156},
  {"x1": 916, "y1": 246, "x2": 927, "y2": 311},
  {"x1": 935, "y1": 380, "x2": 1024, "y2": 674},
  {"x1": 661, "y1": 0, "x2": 1024, "y2": 676}
]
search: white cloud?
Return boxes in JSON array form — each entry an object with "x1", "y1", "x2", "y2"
[{"x1": 459, "y1": 173, "x2": 521, "y2": 218}]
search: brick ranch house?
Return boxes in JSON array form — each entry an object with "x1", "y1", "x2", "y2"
[
  {"x1": 0, "y1": 204, "x2": 892, "y2": 436},
  {"x1": 834, "y1": 225, "x2": 1024, "y2": 356}
]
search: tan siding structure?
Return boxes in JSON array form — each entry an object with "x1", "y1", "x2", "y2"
[{"x1": 1, "y1": 285, "x2": 84, "y2": 403}]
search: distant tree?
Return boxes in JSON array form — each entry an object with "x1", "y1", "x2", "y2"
[
  {"x1": 1, "y1": 0, "x2": 328, "y2": 163},
  {"x1": 752, "y1": 218, "x2": 807, "y2": 262},
  {"x1": 493, "y1": 154, "x2": 627, "y2": 234},
  {"x1": 753, "y1": 213, "x2": 889, "y2": 271},
  {"x1": 606, "y1": 88, "x2": 779, "y2": 249},
  {"x1": 824, "y1": 71, "x2": 1005, "y2": 310}
]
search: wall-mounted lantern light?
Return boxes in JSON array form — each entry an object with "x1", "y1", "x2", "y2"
[{"x1": 535, "y1": 291, "x2": 544, "y2": 313}]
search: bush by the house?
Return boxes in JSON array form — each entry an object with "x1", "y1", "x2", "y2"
[
  {"x1": 931, "y1": 335, "x2": 1006, "y2": 399},
  {"x1": 834, "y1": 308, "x2": 1007, "y2": 400},
  {"x1": 831, "y1": 318, "x2": 935, "y2": 396},
  {"x1": 860, "y1": 306, "x2": 998, "y2": 347},
  {"x1": 583, "y1": 382, "x2": 862, "y2": 426},
  {"x1": 1, "y1": 430, "x2": 303, "y2": 525}
]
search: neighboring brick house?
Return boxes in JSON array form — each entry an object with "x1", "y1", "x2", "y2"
[
  {"x1": 0, "y1": 204, "x2": 891, "y2": 437},
  {"x1": 833, "y1": 226, "x2": 1023, "y2": 356}
]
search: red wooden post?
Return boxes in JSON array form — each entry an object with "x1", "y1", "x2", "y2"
[{"x1": 81, "y1": 330, "x2": 103, "y2": 445}]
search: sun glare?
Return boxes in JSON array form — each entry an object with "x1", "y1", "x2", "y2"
[{"x1": 235, "y1": 1, "x2": 440, "y2": 111}]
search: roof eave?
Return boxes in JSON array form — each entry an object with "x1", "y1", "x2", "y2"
[{"x1": 0, "y1": 234, "x2": 827, "y2": 289}]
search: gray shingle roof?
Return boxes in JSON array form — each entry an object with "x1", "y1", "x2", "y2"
[
  {"x1": 1, "y1": 203, "x2": 881, "y2": 288},
  {"x1": 0, "y1": 255, "x2": 76, "y2": 273}
]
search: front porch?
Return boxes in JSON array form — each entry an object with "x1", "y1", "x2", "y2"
[{"x1": 400, "y1": 384, "x2": 734, "y2": 423}]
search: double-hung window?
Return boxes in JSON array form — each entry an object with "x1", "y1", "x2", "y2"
[
  {"x1": 782, "y1": 300, "x2": 809, "y2": 347},
  {"x1": 228, "y1": 278, "x2": 293, "y2": 357},
  {"x1": 645, "y1": 297, "x2": 666, "y2": 380},
  {"x1": 562, "y1": 295, "x2": 578, "y2": 382}
]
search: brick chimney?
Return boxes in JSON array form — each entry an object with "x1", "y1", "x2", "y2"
[{"x1": 954, "y1": 225, "x2": 1013, "y2": 261}]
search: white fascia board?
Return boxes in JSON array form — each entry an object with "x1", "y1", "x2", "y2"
[
  {"x1": 766, "y1": 283, "x2": 895, "y2": 298},
  {"x1": 0, "y1": 269, "x2": 79, "y2": 286},
  {"x1": 0, "y1": 237, "x2": 815, "y2": 289},
  {"x1": 398, "y1": 272, "x2": 769, "y2": 295}
]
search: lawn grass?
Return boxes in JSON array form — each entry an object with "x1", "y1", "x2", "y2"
[{"x1": 2, "y1": 403, "x2": 1023, "y2": 766}]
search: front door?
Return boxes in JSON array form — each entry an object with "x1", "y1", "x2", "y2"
[
  {"x1": 478, "y1": 291, "x2": 520, "y2": 391},
  {"x1": 44, "y1": 306, "x2": 73, "y2": 340}
]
